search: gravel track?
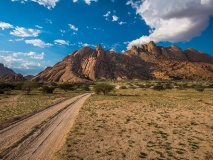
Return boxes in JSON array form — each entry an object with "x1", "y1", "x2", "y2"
[{"x1": 0, "y1": 93, "x2": 91, "y2": 160}]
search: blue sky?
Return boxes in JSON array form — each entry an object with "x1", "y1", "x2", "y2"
[{"x1": 0, "y1": 0, "x2": 213, "y2": 75}]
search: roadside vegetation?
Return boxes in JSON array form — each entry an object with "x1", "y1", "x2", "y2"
[
  {"x1": 60, "y1": 80, "x2": 213, "y2": 160},
  {"x1": 1, "y1": 80, "x2": 212, "y2": 159},
  {"x1": 94, "y1": 83, "x2": 115, "y2": 95},
  {"x1": 0, "y1": 81, "x2": 91, "y2": 128}
]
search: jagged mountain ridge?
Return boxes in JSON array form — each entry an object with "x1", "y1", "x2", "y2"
[
  {"x1": 0, "y1": 63, "x2": 16, "y2": 75},
  {"x1": 0, "y1": 74, "x2": 25, "y2": 82},
  {"x1": 32, "y1": 45, "x2": 152, "y2": 82},
  {"x1": 32, "y1": 42, "x2": 213, "y2": 82},
  {"x1": 124, "y1": 41, "x2": 213, "y2": 64}
]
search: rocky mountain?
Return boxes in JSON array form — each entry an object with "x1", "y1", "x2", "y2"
[
  {"x1": 24, "y1": 75, "x2": 34, "y2": 80},
  {"x1": 0, "y1": 63, "x2": 27, "y2": 82},
  {"x1": 31, "y1": 42, "x2": 213, "y2": 82},
  {"x1": 0, "y1": 63, "x2": 16, "y2": 75},
  {"x1": 0, "y1": 74, "x2": 25, "y2": 82}
]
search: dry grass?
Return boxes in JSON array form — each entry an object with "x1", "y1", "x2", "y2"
[
  {"x1": 60, "y1": 88, "x2": 213, "y2": 160},
  {"x1": 0, "y1": 89, "x2": 83, "y2": 124}
]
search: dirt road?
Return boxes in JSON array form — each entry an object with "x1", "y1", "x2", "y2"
[{"x1": 0, "y1": 93, "x2": 91, "y2": 160}]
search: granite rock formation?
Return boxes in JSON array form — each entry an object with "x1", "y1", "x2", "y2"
[{"x1": 32, "y1": 42, "x2": 213, "y2": 82}]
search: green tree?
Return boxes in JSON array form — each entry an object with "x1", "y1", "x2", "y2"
[
  {"x1": 22, "y1": 81, "x2": 32, "y2": 95},
  {"x1": 152, "y1": 84, "x2": 165, "y2": 91},
  {"x1": 22, "y1": 81, "x2": 39, "y2": 95},
  {"x1": 94, "y1": 83, "x2": 115, "y2": 95},
  {"x1": 41, "y1": 85, "x2": 56, "y2": 94},
  {"x1": 57, "y1": 83, "x2": 75, "y2": 92},
  {"x1": 194, "y1": 85, "x2": 205, "y2": 92}
]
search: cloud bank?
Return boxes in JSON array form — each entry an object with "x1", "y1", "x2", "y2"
[
  {"x1": 10, "y1": 27, "x2": 41, "y2": 37},
  {"x1": 25, "y1": 39, "x2": 52, "y2": 48},
  {"x1": 126, "y1": 0, "x2": 213, "y2": 48},
  {"x1": 73, "y1": 0, "x2": 98, "y2": 5},
  {"x1": 54, "y1": 39, "x2": 69, "y2": 45},
  {"x1": 68, "y1": 24, "x2": 78, "y2": 31},
  {"x1": 0, "y1": 50, "x2": 45, "y2": 72},
  {"x1": 11, "y1": 0, "x2": 60, "y2": 9},
  {"x1": 0, "y1": 22, "x2": 13, "y2": 30}
]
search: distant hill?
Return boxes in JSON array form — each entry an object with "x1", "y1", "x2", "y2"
[
  {"x1": 0, "y1": 63, "x2": 16, "y2": 75},
  {"x1": 0, "y1": 63, "x2": 27, "y2": 82},
  {"x1": 0, "y1": 74, "x2": 25, "y2": 82},
  {"x1": 31, "y1": 41, "x2": 213, "y2": 82}
]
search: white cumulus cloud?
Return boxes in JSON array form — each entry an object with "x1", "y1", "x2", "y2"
[
  {"x1": 119, "y1": 21, "x2": 126, "y2": 25},
  {"x1": 73, "y1": 0, "x2": 98, "y2": 5},
  {"x1": 84, "y1": 0, "x2": 98, "y2": 5},
  {"x1": 68, "y1": 24, "x2": 78, "y2": 31},
  {"x1": 11, "y1": 0, "x2": 60, "y2": 9},
  {"x1": 112, "y1": 15, "x2": 119, "y2": 21},
  {"x1": 26, "y1": 51, "x2": 44, "y2": 59},
  {"x1": 0, "y1": 22, "x2": 14, "y2": 30},
  {"x1": 25, "y1": 39, "x2": 52, "y2": 48},
  {"x1": 103, "y1": 11, "x2": 111, "y2": 17},
  {"x1": 126, "y1": 0, "x2": 213, "y2": 49},
  {"x1": 103, "y1": 11, "x2": 111, "y2": 21},
  {"x1": 13, "y1": 51, "x2": 44, "y2": 59},
  {"x1": 54, "y1": 39, "x2": 69, "y2": 45},
  {"x1": 10, "y1": 27, "x2": 41, "y2": 37},
  {"x1": 0, "y1": 50, "x2": 46, "y2": 72}
]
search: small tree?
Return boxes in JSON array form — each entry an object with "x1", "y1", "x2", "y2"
[
  {"x1": 94, "y1": 83, "x2": 115, "y2": 95},
  {"x1": 194, "y1": 85, "x2": 205, "y2": 92},
  {"x1": 22, "y1": 81, "x2": 32, "y2": 95},
  {"x1": 0, "y1": 89, "x2": 4, "y2": 94},
  {"x1": 41, "y1": 86, "x2": 56, "y2": 94},
  {"x1": 57, "y1": 83, "x2": 75, "y2": 92},
  {"x1": 120, "y1": 86, "x2": 127, "y2": 89},
  {"x1": 152, "y1": 84, "x2": 164, "y2": 91},
  {"x1": 79, "y1": 84, "x2": 90, "y2": 91}
]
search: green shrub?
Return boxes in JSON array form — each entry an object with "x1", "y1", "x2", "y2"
[
  {"x1": 41, "y1": 86, "x2": 56, "y2": 94},
  {"x1": 152, "y1": 85, "x2": 165, "y2": 91},
  {"x1": 0, "y1": 89, "x2": 4, "y2": 94},
  {"x1": 22, "y1": 81, "x2": 38, "y2": 95},
  {"x1": 79, "y1": 85, "x2": 90, "y2": 91},
  {"x1": 120, "y1": 86, "x2": 127, "y2": 89},
  {"x1": 138, "y1": 84, "x2": 146, "y2": 88},
  {"x1": 94, "y1": 83, "x2": 115, "y2": 95},
  {"x1": 207, "y1": 84, "x2": 213, "y2": 88},
  {"x1": 57, "y1": 83, "x2": 75, "y2": 91},
  {"x1": 163, "y1": 83, "x2": 173, "y2": 89},
  {"x1": 0, "y1": 83, "x2": 15, "y2": 90},
  {"x1": 194, "y1": 86, "x2": 205, "y2": 92}
]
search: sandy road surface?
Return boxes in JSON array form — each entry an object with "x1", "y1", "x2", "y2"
[{"x1": 0, "y1": 93, "x2": 91, "y2": 160}]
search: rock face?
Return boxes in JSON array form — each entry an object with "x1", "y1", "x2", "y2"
[
  {"x1": 0, "y1": 63, "x2": 16, "y2": 75},
  {"x1": 32, "y1": 42, "x2": 213, "y2": 82},
  {"x1": 0, "y1": 74, "x2": 25, "y2": 82},
  {"x1": 0, "y1": 63, "x2": 26, "y2": 82},
  {"x1": 32, "y1": 46, "x2": 152, "y2": 82}
]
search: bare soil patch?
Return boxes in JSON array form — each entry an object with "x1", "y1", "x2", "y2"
[{"x1": 61, "y1": 88, "x2": 213, "y2": 160}]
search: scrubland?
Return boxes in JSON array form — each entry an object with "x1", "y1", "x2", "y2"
[
  {"x1": 0, "y1": 89, "x2": 83, "y2": 128},
  {"x1": 61, "y1": 81, "x2": 213, "y2": 160}
]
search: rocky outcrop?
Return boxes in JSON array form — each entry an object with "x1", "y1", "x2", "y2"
[
  {"x1": 184, "y1": 48, "x2": 213, "y2": 63},
  {"x1": 32, "y1": 42, "x2": 213, "y2": 82},
  {"x1": 125, "y1": 42, "x2": 213, "y2": 63},
  {"x1": 0, "y1": 74, "x2": 25, "y2": 82},
  {"x1": 32, "y1": 45, "x2": 152, "y2": 82},
  {"x1": 24, "y1": 75, "x2": 34, "y2": 80},
  {"x1": 0, "y1": 63, "x2": 16, "y2": 75}
]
